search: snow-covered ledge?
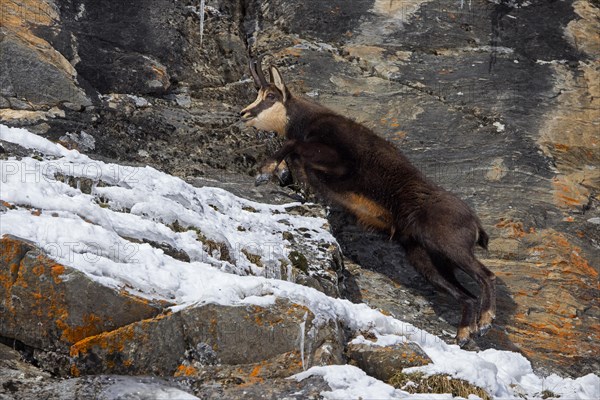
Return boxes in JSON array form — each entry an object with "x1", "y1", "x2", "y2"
[{"x1": 1, "y1": 125, "x2": 598, "y2": 399}]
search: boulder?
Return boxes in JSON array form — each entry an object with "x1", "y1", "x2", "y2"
[
  {"x1": 1, "y1": 234, "x2": 345, "y2": 379},
  {"x1": 0, "y1": 235, "x2": 162, "y2": 372},
  {"x1": 346, "y1": 339, "x2": 431, "y2": 382},
  {"x1": 70, "y1": 299, "x2": 344, "y2": 376},
  {"x1": 0, "y1": 342, "x2": 330, "y2": 400},
  {"x1": 0, "y1": 1, "x2": 92, "y2": 108}
]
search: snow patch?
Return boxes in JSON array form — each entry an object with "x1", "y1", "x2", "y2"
[
  {"x1": 1, "y1": 124, "x2": 598, "y2": 400},
  {"x1": 293, "y1": 365, "x2": 406, "y2": 400},
  {"x1": 350, "y1": 333, "x2": 407, "y2": 347},
  {"x1": 127, "y1": 94, "x2": 150, "y2": 107},
  {"x1": 75, "y1": 3, "x2": 86, "y2": 21},
  {"x1": 101, "y1": 377, "x2": 199, "y2": 400}
]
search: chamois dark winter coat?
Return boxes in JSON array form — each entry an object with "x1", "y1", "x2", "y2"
[{"x1": 241, "y1": 58, "x2": 496, "y2": 345}]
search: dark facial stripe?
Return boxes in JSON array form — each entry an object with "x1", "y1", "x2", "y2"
[
  {"x1": 246, "y1": 89, "x2": 281, "y2": 117},
  {"x1": 250, "y1": 98, "x2": 275, "y2": 116}
]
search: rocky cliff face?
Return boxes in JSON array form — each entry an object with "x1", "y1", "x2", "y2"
[{"x1": 1, "y1": 0, "x2": 598, "y2": 397}]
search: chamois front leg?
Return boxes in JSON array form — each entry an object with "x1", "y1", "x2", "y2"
[
  {"x1": 255, "y1": 139, "x2": 299, "y2": 186},
  {"x1": 256, "y1": 139, "x2": 347, "y2": 186}
]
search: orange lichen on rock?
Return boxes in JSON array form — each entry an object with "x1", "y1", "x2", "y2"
[
  {"x1": 31, "y1": 263, "x2": 45, "y2": 276},
  {"x1": 537, "y1": 230, "x2": 597, "y2": 279},
  {"x1": 552, "y1": 175, "x2": 591, "y2": 209},
  {"x1": 3, "y1": 235, "x2": 163, "y2": 368},
  {"x1": 56, "y1": 313, "x2": 104, "y2": 344},
  {"x1": 1, "y1": 236, "x2": 26, "y2": 279},
  {"x1": 538, "y1": 57, "x2": 599, "y2": 212},
  {"x1": 250, "y1": 305, "x2": 265, "y2": 325},
  {"x1": 285, "y1": 302, "x2": 311, "y2": 315},
  {"x1": 1, "y1": 200, "x2": 14, "y2": 208},
  {"x1": 70, "y1": 322, "x2": 138, "y2": 358},
  {"x1": 174, "y1": 364, "x2": 199, "y2": 377},
  {"x1": 495, "y1": 221, "x2": 596, "y2": 280},
  {"x1": 0, "y1": 0, "x2": 77, "y2": 75},
  {"x1": 234, "y1": 361, "x2": 268, "y2": 387},
  {"x1": 50, "y1": 264, "x2": 65, "y2": 283},
  {"x1": 249, "y1": 364, "x2": 262, "y2": 378},
  {"x1": 247, "y1": 304, "x2": 287, "y2": 327},
  {"x1": 510, "y1": 307, "x2": 583, "y2": 364},
  {"x1": 279, "y1": 47, "x2": 303, "y2": 57},
  {"x1": 70, "y1": 364, "x2": 81, "y2": 377},
  {"x1": 70, "y1": 312, "x2": 169, "y2": 361},
  {"x1": 495, "y1": 219, "x2": 527, "y2": 238},
  {"x1": 484, "y1": 219, "x2": 598, "y2": 371}
]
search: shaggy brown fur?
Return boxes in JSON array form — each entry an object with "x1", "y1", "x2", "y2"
[{"x1": 241, "y1": 59, "x2": 496, "y2": 346}]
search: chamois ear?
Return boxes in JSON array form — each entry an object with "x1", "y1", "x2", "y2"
[{"x1": 269, "y1": 66, "x2": 289, "y2": 102}]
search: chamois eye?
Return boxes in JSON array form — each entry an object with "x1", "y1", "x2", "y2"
[{"x1": 266, "y1": 93, "x2": 276, "y2": 100}]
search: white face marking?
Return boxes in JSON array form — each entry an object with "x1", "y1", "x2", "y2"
[
  {"x1": 240, "y1": 91, "x2": 265, "y2": 118},
  {"x1": 249, "y1": 102, "x2": 288, "y2": 135},
  {"x1": 241, "y1": 90, "x2": 288, "y2": 136}
]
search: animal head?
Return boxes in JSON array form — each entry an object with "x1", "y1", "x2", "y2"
[{"x1": 240, "y1": 57, "x2": 290, "y2": 136}]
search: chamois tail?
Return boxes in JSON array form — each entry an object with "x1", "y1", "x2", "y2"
[{"x1": 477, "y1": 227, "x2": 489, "y2": 250}]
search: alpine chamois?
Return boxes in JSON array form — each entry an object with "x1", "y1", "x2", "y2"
[{"x1": 240, "y1": 57, "x2": 496, "y2": 346}]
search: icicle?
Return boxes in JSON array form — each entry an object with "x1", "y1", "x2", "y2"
[
  {"x1": 199, "y1": 0, "x2": 205, "y2": 47},
  {"x1": 91, "y1": 180, "x2": 98, "y2": 196},
  {"x1": 299, "y1": 312, "x2": 308, "y2": 371}
]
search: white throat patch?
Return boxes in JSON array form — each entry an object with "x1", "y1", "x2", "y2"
[{"x1": 251, "y1": 102, "x2": 288, "y2": 136}]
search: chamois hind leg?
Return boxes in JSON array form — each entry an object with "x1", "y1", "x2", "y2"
[
  {"x1": 404, "y1": 241, "x2": 478, "y2": 347},
  {"x1": 462, "y1": 257, "x2": 496, "y2": 335},
  {"x1": 434, "y1": 240, "x2": 496, "y2": 337},
  {"x1": 475, "y1": 261, "x2": 496, "y2": 335}
]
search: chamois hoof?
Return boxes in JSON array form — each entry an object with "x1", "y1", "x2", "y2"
[
  {"x1": 255, "y1": 173, "x2": 271, "y2": 186},
  {"x1": 455, "y1": 325, "x2": 476, "y2": 347},
  {"x1": 477, "y1": 323, "x2": 492, "y2": 337},
  {"x1": 276, "y1": 168, "x2": 292, "y2": 185},
  {"x1": 477, "y1": 310, "x2": 495, "y2": 337},
  {"x1": 456, "y1": 335, "x2": 471, "y2": 348}
]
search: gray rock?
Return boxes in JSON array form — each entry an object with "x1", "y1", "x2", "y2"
[
  {"x1": 71, "y1": 299, "x2": 344, "y2": 376},
  {"x1": 190, "y1": 375, "x2": 329, "y2": 399},
  {"x1": 0, "y1": 140, "x2": 31, "y2": 159},
  {"x1": 1, "y1": 0, "x2": 597, "y2": 381},
  {"x1": 0, "y1": 342, "x2": 52, "y2": 400},
  {"x1": 40, "y1": 0, "x2": 248, "y2": 94},
  {"x1": 0, "y1": 36, "x2": 91, "y2": 108},
  {"x1": 7, "y1": 98, "x2": 33, "y2": 111},
  {"x1": 62, "y1": 102, "x2": 85, "y2": 112},
  {"x1": 346, "y1": 340, "x2": 432, "y2": 382},
  {"x1": 0, "y1": 235, "x2": 162, "y2": 373},
  {"x1": 165, "y1": 93, "x2": 192, "y2": 108},
  {"x1": 0, "y1": 342, "x2": 330, "y2": 400},
  {"x1": 58, "y1": 131, "x2": 96, "y2": 151}
]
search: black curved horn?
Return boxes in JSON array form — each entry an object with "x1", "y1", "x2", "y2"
[
  {"x1": 249, "y1": 59, "x2": 261, "y2": 88},
  {"x1": 255, "y1": 55, "x2": 268, "y2": 87},
  {"x1": 249, "y1": 55, "x2": 268, "y2": 88}
]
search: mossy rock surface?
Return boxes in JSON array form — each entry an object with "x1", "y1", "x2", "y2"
[{"x1": 388, "y1": 371, "x2": 491, "y2": 400}]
